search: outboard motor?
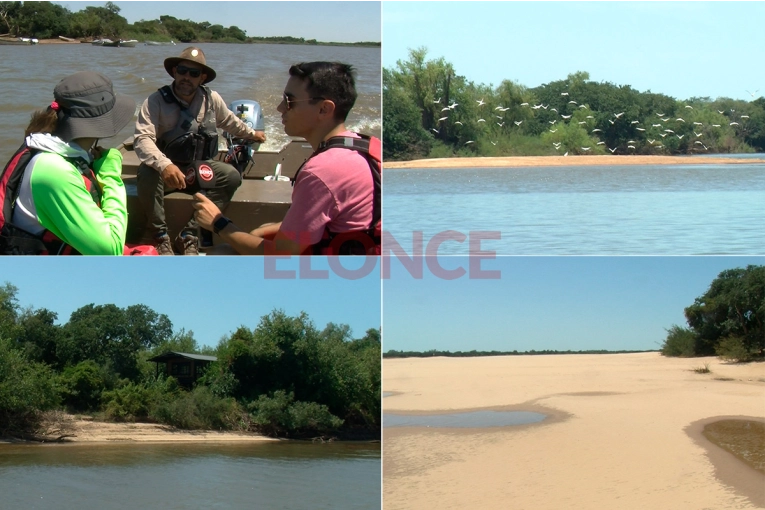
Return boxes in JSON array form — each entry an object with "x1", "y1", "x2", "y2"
[{"x1": 223, "y1": 100, "x2": 265, "y2": 175}]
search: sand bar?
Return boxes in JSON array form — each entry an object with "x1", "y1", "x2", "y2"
[
  {"x1": 383, "y1": 353, "x2": 765, "y2": 509},
  {"x1": 384, "y1": 155, "x2": 765, "y2": 169},
  {"x1": 1, "y1": 415, "x2": 276, "y2": 444}
]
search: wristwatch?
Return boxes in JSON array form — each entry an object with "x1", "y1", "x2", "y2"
[{"x1": 213, "y1": 216, "x2": 232, "y2": 234}]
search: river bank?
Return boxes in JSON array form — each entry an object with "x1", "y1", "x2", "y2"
[
  {"x1": 384, "y1": 154, "x2": 765, "y2": 169},
  {"x1": 0, "y1": 413, "x2": 275, "y2": 444},
  {"x1": 384, "y1": 353, "x2": 765, "y2": 509}
]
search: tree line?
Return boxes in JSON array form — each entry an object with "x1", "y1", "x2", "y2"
[
  {"x1": 0, "y1": 1, "x2": 379, "y2": 46},
  {"x1": 384, "y1": 349, "x2": 654, "y2": 359},
  {"x1": 0, "y1": 282, "x2": 380, "y2": 440},
  {"x1": 384, "y1": 47, "x2": 765, "y2": 161},
  {"x1": 661, "y1": 265, "x2": 764, "y2": 362}
]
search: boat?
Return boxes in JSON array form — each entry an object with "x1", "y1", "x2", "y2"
[
  {"x1": 92, "y1": 38, "x2": 113, "y2": 46},
  {"x1": 0, "y1": 37, "x2": 32, "y2": 45},
  {"x1": 145, "y1": 40, "x2": 176, "y2": 46},
  {"x1": 58, "y1": 35, "x2": 78, "y2": 42},
  {"x1": 118, "y1": 99, "x2": 314, "y2": 244},
  {"x1": 101, "y1": 39, "x2": 137, "y2": 47}
]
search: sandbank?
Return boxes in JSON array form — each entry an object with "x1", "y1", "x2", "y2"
[
  {"x1": 1, "y1": 414, "x2": 276, "y2": 444},
  {"x1": 384, "y1": 155, "x2": 765, "y2": 169},
  {"x1": 383, "y1": 353, "x2": 765, "y2": 509}
]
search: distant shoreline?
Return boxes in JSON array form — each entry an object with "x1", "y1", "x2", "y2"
[
  {"x1": 384, "y1": 154, "x2": 765, "y2": 169},
  {"x1": 33, "y1": 38, "x2": 379, "y2": 47}
]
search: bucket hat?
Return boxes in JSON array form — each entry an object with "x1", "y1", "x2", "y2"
[
  {"x1": 53, "y1": 71, "x2": 136, "y2": 142},
  {"x1": 164, "y1": 47, "x2": 216, "y2": 84}
]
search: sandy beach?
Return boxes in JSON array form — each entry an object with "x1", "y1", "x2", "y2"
[
  {"x1": 384, "y1": 155, "x2": 765, "y2": 169},
  {"x1": 383, "y1": 353, "x2": 765, "y2": 509},
  {"x1": 1, "y1": 414, "x2": 276, "y2": 444}
]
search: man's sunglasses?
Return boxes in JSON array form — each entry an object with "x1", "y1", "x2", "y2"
[
  {"x1": 282, "y1": 92, "x2": 325, "y2": 111},
  {"x1": 176, "y1": 65, "x2": 203, "y2": 78}
]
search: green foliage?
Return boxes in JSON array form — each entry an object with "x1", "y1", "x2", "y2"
[
  {"x1": 0, "y1": 337, "x2": 59, "y2": 435},
  {"x1": 59, "y1": 303, "x2": 172, "y2": 380},
  {"x1": 248, "y1": 390, "x2": 342, "y2": 437},
  {"x1": 0, "y1": 284, "x2": 378, "y2": 439},
  {"x1": 684, "y1": 265, "x2": 765, "y2": 357},
  {"x1": 384, "y1": 47, "x2": 765, "y2": 160},
  {"x1": 150, "y1": 386, "x2": 244, "y2": 430},
  {"x1": 58, "y1": 360, "x2": 105, "y2": 411},
  {"x1": 383, "y1": 68, "x2": 433, "y2": 160},
  {"x1": 661, "y1": 325, "x2": 699, "y2": 357},
  {"x1": 210, "y1": 311, "x2": 380, "y2": 435},
  {"x1": 715, "y1": 336, "x2": 753, "y2": 363},
  {"x1": 102, "y1": 382, "x2": 151, "y2": 422},
  {"x1": 0, "y1": 4, "x2": 376, "y2": 45},
  {"x1": 659, "y1": 265, "x2": 765, "y2": 360}
]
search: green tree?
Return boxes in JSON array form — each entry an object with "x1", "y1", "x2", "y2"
[
  {"x1": 0, "y1": 337, "x2": 59, "y2": 435},
  {"x1": 662, "y1": 265, "x2": 765, "y2": 360}
]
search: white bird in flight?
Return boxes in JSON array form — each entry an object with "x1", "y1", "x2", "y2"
[
  {"x1": 569, "y1": 100, "x2": 578, "y2": 105},
  {"x1": 676, "y1": 134, "x2": 684, "y2": 139},
  {"x1": 676, "y1": 118, "x2": 685, "y2": 122},
  {"x1": 433, "y1": 98, "x2": 441, "y2": 104},
  {"x1": 465, "y1": 140, "x2": 474, "y2": 145},
  {"x1": 592, "y1": 128, "x2": 602, "y2": 133},
  {"x1": 636, "y1": 128, "x2": 645, "y2": 131},
  {"x1": 614, "y1": 112, "x2": 625, "y2": 118},
  {"x1": 477, "y1": 118, "x2": 486, "y2": 123},
  {"x1": 514, "y1": 121, "x2": 523, "y2": 126},
  {"x1": 730, "y1": 122, "x2": 739, "y2": 126},
  {"x1": 438, "y1": 117, "x2": 448, "y2": 122},
  {"x1": 581, "y1": 147, "x2": 591, "y2": 151},
  {"x1": 561, "y1": 115, "x2": 572, "y2": 119},
  {"x1": 476, "y1": 99, "x2": 486, "y2": 106},
  {"x1": 608, "y1": 147, "x2": 617, "y2": 153}
]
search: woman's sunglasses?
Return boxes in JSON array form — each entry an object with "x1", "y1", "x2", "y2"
[{"x1": 176, "y1": 65, "x2": 203, "y2": 78}]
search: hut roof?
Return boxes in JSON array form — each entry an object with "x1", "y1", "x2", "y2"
[{"x1": 147, "y1": 351, "x2": 217, "y2": 363}]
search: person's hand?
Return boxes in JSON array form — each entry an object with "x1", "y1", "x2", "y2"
[
  {"x1": 162, "y1": 164, "x2": 186, "y2": 190},
  {"x1": 192, "y1": 192, "x2": 222, "y2": 230},
  {"x1": 91, "y1": 146, "x2": 106, "y2": 161},
  {"x1": 250, "y1": 131, "x2": 266, "y2": 143}
]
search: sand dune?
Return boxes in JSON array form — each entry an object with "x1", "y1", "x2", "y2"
[{"x1": 383, "y1": 353, "x2": 765, "y2": 509}]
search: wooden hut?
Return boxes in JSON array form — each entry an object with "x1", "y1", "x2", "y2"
[{"x1": 147, "y1": 351, "x2": 217, "y2": 387}]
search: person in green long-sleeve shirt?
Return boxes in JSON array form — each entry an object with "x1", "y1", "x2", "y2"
[{"x1": 1, "y1": 71, "x2": 135, "y2": 255}]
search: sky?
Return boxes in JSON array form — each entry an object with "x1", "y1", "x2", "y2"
[
  {"x1": 383, "y1": 256, "x2": 765, "y2": 353},
  {"x1": 383, "y1": 2, "x2": 765, "y2": 102},
  {"x1": 56, "y1": 1, "x2": 381, "y2": 43},
  {"x1": 3, "y1": 257, "x2": 381, "y2": 348}
]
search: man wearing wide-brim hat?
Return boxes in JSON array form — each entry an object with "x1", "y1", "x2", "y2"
[{"x1": 134, "y1": 46, "x2": 266, "y2": 255}]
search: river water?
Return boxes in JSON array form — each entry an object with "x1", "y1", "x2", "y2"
[
  {"x1": 0, "y1": 441, "x2": 380, "y2": 509},
  {"x1": 383, "y1": 162, "x2": 765, "y2": 255},
  {"x1": 0, "y1": 42, "x2": 381, "y2": 163}
]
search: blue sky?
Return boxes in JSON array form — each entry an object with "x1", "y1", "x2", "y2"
[
  {"x1": 3, "y1": 257, "x2": 381, "y2": 348},
  {"x1": 56, "y1": 1, "x2": 381, "y2": 43},
  {"x1": 383, "y1": 256, "x2": 765, "y2": 353},
  {"x1": 383, "y1": 2, "x2": 765, "y2": 102}
]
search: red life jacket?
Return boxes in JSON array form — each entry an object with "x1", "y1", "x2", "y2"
[
  {"x1": 292, "y1": 134, "x2": 381, "y2": 256},
  {"x1": 0, "y1": 143, "x2": 101, "y2": 255}
]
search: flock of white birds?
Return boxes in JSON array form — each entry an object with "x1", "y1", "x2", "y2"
[{"x1": 429, "y1": 89, "x2": 757, "y2": 155}]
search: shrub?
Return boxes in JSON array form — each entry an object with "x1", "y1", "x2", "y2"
[
  {"x1": 661, "y1": 325, "x2": 698, "y2": 357},
  {"x1": 58, "y1": 360, "x2": 105, "y2": 411},
  {"x1": 102, "y1": 382, "x2": 151, "y2": 421},
  {"x1": 715, "y1": 336, "x2": 752, "y2": 362},
  {"x1": 248, "y1": 390, "x2": 342, "y2": 437},
  {"x1": 0, "y1": 338, "x2": 59, "y2": 435},
  {"x1": 150, "y1": 386, "x2": 244, "y2": 430}
]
